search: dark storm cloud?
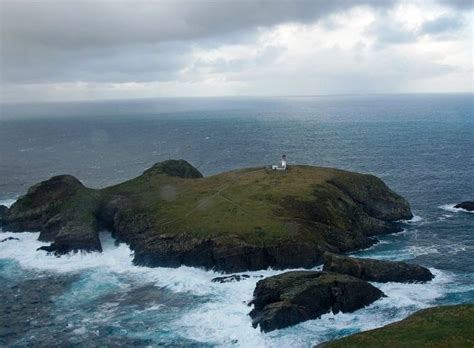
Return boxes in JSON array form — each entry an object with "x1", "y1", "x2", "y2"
[
  {"x1": 1, "y1": 0, "x2": 397, "y2": 48},
  {"x1": 0, "y1": 0, "x2": 397, "y2": 84}
]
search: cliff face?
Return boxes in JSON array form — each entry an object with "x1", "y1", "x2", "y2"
[{"x1": 1, "y1": 160, "x2": 412, "y2": 272}]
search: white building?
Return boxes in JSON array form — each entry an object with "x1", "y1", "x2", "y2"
[{"x1": 272, "y1": 154, "x2": 288, "y2": 171}]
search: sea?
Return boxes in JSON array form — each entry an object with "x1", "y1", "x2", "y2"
[{"x1": 0, "y1": 94, "x2": 473, "y2": 347}]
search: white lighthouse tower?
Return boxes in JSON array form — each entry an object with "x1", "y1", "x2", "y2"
[{"x1": 281, "y1": 154, "x2": 287, "y2": 170}]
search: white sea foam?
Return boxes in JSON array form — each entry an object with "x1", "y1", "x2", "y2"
[
  {"x1": 0, "y1": 227, "x2": 459, "y2": 347},
  {"x1": 0, "y1": 198, "x2": 17, "y2": 208},
  {"x1": 400, "y1": 215, "x2": 423, "y2": 223},
  {"x1": 173, "y1": 268, "x2": 452, "y2": 347},
  {"x1": 439, "y1": 203, "x2": 474, "y2": 214},
  {"x1": 438, "y1": 214, "x2": 454, "y2": 221}
]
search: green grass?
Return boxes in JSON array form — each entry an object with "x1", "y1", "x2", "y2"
[
  {"x1": 320, "y1": 304, "x2": 474, "y2": 348},
  {"x1": 98, "y1": 164, "x2": 405, "y2": 246},
  {"x1": 103, "y1": 165, "x2": 352, "y2": 245}
]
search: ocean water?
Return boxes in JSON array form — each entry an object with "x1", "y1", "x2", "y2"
[{"x1": 0, "y1": 94, "x2": 473, "y2": 347}]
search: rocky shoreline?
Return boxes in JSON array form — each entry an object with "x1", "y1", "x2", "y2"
[
  {"x1": 248, "y1": 253, "x2": 434, "y2": 332},
  {"x1": 2, "y1": 159, "x2": 467, "y2": 343}
]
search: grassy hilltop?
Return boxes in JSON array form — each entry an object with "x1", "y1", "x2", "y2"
[{"x1": 2, "y1": 160, "x2": 412, "y2": 272}]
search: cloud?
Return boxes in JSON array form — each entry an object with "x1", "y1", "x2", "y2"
[
  {"x1": 1, "y1": 0, "x2": 396, "y2": 48},
  {"x1": 0, "y1": 0, "x2": 472, "y2": 101},
  {"x1": 421, "y1": 15, "x2": 465, "y2": 34},
  {"x1": 0, "y1": 0, "x2": 397, "y2": 85},
  {"x1": 437, "y1": 0, "x2": 474, "y2": 10}
]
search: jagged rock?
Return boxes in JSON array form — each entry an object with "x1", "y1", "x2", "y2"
[
  {"x1": 249, "y1": 271, "x2": 384, "y2": 332},
  {"x1": 454, "y1": 201, "x2": 474, "y2": 212},
  {"x1": 323, "y1": 252, "x2": 434, "y2": 283},
  {"x1": 2, "y1": 160, "x2": 412, "y2": 271},
  {"x1": 211, "y1": 274, "x2": 251, "y2": 283}
]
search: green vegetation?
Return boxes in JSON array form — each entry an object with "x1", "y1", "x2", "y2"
[
  {"x1": 320, "y1": 304, "x2": 474, "y2": 348},
  {"x1": 104, "y1": 164, "x2": 409, "y2": 245}
]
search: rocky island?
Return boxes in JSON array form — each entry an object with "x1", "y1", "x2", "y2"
[
  {"x1": 0, "y1": 160, "x2": 413, "y2": 272},
  {"x1": 454, "y1": 201, "x2": 474, "y2": 212}
]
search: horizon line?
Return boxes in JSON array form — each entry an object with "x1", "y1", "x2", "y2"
[{"x1": 1, "y1": 91, "x2": 473, "y2": 105}]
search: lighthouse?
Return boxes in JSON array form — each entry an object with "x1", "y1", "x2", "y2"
[
  {"x1": 272, "y1": 154, "x2": 288, "y2": 171},
  {"x1": 281, "y1": 154, "x2": 287, "y2": 169}
]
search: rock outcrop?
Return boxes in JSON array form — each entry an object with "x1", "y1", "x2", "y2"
[
  {"x1": 249, "y1": 271, "x2": 384, "y2": 332},
  {"x1": 323, "y1": 253, "x2": 434, "y2": 283},
  {"x1": 454, "y1": 201, "x2": 474, "y2": 212},
  {"x1": 0, "y1": 205, "x2": 8, "y2": 224},
  {"x1": 2, "y1": 175, "x2": 101, "y2": 254},
  {"x1": 1, "y1": 160, "x2": 413, "y2": 272}
]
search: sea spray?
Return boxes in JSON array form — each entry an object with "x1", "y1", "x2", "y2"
[{"x1": 0, "y1": 230, "x2": 453, "y2": 347}]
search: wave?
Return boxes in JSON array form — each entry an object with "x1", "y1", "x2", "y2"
[
  {"x1": 399, "y1": 215, "x2": 423, "y2": 224},
  {"x1": 0, "y1": 198, "x2": 17, "y2": 208},
  {"x1": 0, "y1": 231, "x2": 455, "y2": 347},
  {"x1": 173, "y1": 268, "x2": 452, "y2": 347},
  {"x1": 439, "y1": 203, "x2": 474, "y2": 214}
]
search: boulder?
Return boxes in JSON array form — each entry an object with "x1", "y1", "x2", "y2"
[
  {"x1": 323, "y1": 253, "x2": 434, "y2": 283},
  {"x1": 454, "y1": 201, "x2": 474, "y2": 212},
  {"x1": 249, "y1": 271, "x2": 384, "y2": 332}
]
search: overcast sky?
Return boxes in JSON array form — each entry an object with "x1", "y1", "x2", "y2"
[{"x1": 0, "y1": 0, "x2": 472, "y2": 102}]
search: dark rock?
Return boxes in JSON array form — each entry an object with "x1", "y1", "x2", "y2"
[
  {"x1": 132, "y1": 237, "x2": 325, "y2": 273},
  {"x1": 249, "y1": 271, "x2": 384, "y2": 332},
  {"x1": 454, "y1": 201, "x2": 474, "y2": 212},
  {"x1": 0, "y1": 236, "x2": 19, "y2": 243},
  {"x1": 3, "y1": 174, "x2": 102, "y2": 254},
  {"x1": 323, "y1": 252, "x2": 434, "y2": 283},
  {"x1": 0, "y1": 204, "x2": 8, "y2": 223},
  {"x1": 211, "y1": 274, "x2": 250, "y2": 283}
]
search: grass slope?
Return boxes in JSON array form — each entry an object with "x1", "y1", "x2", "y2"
[
  {"x1": 320, "y1": 304, "x2": 474, "y2": 348},
  {"x1": 104, "y1": 164, "x2": 405, "y2": 246}
]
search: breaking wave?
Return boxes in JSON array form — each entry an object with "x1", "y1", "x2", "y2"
[
  {"x1": 439, "y1": 203, "x2": 474, "y2": 214},
  {"x1": 0, "y1": 230, "x2": 454, "y2": 347}
]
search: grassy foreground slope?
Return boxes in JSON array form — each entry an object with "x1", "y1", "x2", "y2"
[{"x1": 320, "y1": 304, "x2": 474, "y2": 348}]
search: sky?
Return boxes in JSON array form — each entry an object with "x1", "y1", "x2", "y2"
[{"x1": 0, "y1": 0, "x2": 473, "y2": 102}]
